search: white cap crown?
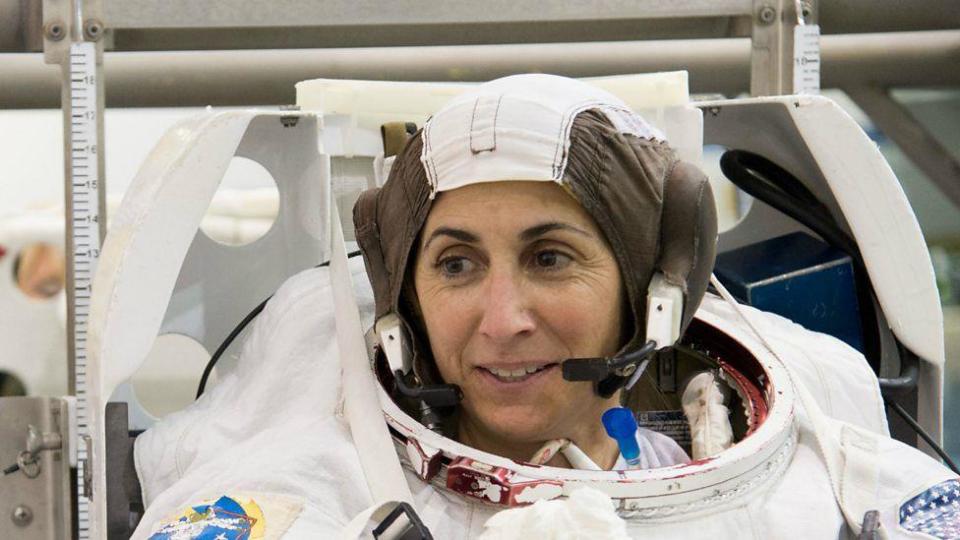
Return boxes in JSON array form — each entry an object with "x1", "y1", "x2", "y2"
[{"x1": 420, "y1": 74, "x2": 665, "y2": 197}]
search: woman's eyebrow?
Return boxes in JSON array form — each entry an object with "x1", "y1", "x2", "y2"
[
  {"x1": 422, "y1": 227, "x2": 479, "y2": 250},
  {"x1": 520, "y1": 222, "x2": 593, "y2": 241}
]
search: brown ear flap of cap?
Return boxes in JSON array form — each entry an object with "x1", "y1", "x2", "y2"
[
  {"x1": 353, "y1": 187, "x2": 395, "y2": 320},
  {"x1": 353, "y1": 131, "x2": 441, "y2": 386},
  {"x1": 658, "y1": 160, "x2": 718, "y2": 335}
]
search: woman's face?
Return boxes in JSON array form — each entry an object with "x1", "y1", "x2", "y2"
[{"x1": 414, "y1": 181, "x2": 624, "y2": 453}]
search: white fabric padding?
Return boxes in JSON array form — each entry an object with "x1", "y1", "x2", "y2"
[
  {"x1": 133, "y1": 265, "x2": 954, "y2": 539},
  {"x1": 478, "y1": 487, "x2": 630, "y2": 540},
  {"x1": 698, "y1": 294, "x2": 890, "y2": 436},
  {"x1": 682, "y1": 371, "x2": 734, "y2": 460}
]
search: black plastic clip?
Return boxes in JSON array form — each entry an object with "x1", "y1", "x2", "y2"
[
  {"x1": 393, "y1": 370, "x2": 462, "y2": 408},
  {"x1": 372, "y1": 502, "x2": 433, "y2": 540},
  {"x1": 858, "y1": 510, "x2": 881, "y2": 539}
]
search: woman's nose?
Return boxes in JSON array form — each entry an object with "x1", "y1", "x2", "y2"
[{"x1": 477, "y1": 269, "x2": 537, "y2": 342}]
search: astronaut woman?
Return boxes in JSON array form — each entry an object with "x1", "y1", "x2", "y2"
[
  {"x1": 138, "y1": 75, "x2": 959, "y2": 539},
  {"x1": 352, "y1": 79, "x2": 711, "y2": 476},
  {"x1": 350, "y1": 75, "x2": 959, "y2": 538}
]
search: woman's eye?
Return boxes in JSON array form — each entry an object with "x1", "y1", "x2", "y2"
[
  {"x1": 438, "y1": 256, "x2": 474, "y2": 278},
  {"x1": 533, "y1": 250, "x2": 572, "y2": 271}
]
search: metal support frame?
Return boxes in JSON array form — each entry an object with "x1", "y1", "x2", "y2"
[
  {"x1": 3, "y1": 30, "x2": 957, "y2": 109},
  {"x1": 846, "y1": 86, "x2": 960, "y2": 211},
  {"x1": 42, "y1": 0, "x2": 108, "y2": 538},
  {"x1": 0, "y1": 397, "x2": 72, "y2": 539},
  {"x1": 2, "y1": 0, "x2": 958, "y2": 108},
  {"x1": 750, "y1": 0, "x2": 793, "y2": 96},
  {"x1": 43, "y1": 0, "x2": 108, "y2": 391},
  {"x1": 749, "y1": 0, "x2": 819, "y2": 96},
  {"x1": 4, "y1": 0, "x2": 959, "y2": 53}
]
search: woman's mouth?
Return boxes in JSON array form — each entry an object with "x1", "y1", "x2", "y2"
[{"x1": 480, "y1": 363, "x2": 558, "y2": 383}]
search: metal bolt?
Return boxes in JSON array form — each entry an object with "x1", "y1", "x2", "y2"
[
  {"x1": 800, "y1": 1, "x2": 813, "y2": 19},
  {"x1": 11, "y1": 505, "x2": 33, "y2": 527},
  {"x1": 16, "y1": 451, "x2": 41, "y2": 478},
  {"x1": 757, "y1": 5, "x2": 777, "y2": 24},
  {"x1": 84, "y1": 19, "x2": 104, "y2": 41},
  {"x1": 44, "y1": 21, "x2": 65, "y2": 41},
  {"x1": 279, "y1": 104, "x2": 301, "y2": 127}
]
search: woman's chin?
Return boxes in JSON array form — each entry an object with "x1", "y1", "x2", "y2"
[{"x1": 468, "y1": 406, "x2": 559, "y2": 446}]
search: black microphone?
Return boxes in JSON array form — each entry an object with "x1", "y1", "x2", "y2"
[{"x1": 562, "y1": 340, "x2": 658, "y2": 382}]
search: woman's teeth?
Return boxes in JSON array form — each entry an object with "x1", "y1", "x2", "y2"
[{"x1": 485, "y1": 365, "x2": 550, "y2": 381}]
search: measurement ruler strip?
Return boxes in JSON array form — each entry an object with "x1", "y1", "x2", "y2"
[
  {"x1": 68, "y1": 40, "x2": 100, "y2": 540},
  {"x1": 793, "y1": 24, "x2": 821, "y2": 95}
]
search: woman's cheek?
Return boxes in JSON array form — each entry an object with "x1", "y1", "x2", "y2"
[
  {"x1": 423, "y1": 303, "x2": 471, "y2": 383},
  {"x1": 545, "y1": 283, "x2": 621, "y2": 354}
]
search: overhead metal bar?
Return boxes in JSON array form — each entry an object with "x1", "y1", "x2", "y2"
[
  {"x1": 2, "y1": 0, "x2": 959, "y2": 52},
  {"x1": 1, "y1": 0, "x2": 750, "y2": 52},
  {"x1": 2, "y1": 31, "x2": 958, "y2": 109},
  {"x1": 101, "y1": 0, "x2": 754, "y2": 50},
  {"x1": 846, "y1": 86, "x2": 960, "y2": 211},
  {"x1": 103, "y1": 0, "x2": 755, "y2": 28},
  {"x1": 0, "y1": 0, "x2": 42, "y2": 52}
]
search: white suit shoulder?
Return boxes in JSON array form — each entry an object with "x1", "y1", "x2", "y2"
[{"x1": 133, "y1": 261, "x2": 376, "y2": 538}]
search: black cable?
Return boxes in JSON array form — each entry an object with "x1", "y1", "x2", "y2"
[
  {"x1": 195, "y1": 250, "x2": 362, "y2": 398},
  {"x1": 885, "y1": 398, "x2": 960, "y2": 475},
  {"x1": 195, "y1": 296, "x2": 270, "y2": 399},
  {"x1": 877, "y1": 347, "x2": 920, "y2": 399},
  {"x1": 720, "y1": 152, "x2": 860, "y2": 256}
]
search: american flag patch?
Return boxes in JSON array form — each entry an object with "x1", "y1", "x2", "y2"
[{"x1": 900, "y1": 479, "x2": 960, "y2": 539}]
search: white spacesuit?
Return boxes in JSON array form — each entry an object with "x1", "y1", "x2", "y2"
[
  {"x1": 132, "y1": 262, "x2": 957, "y2": 539},
  {"x1": 133, "y1": 76, "x2": 958, "y2": 539}
]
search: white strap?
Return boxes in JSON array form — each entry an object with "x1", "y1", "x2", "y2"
[
  {"x1": 710, "y1": 275, "x2": 884, "y2": 538},
  {"x1": 840, "y1": 424, "x2": 883, "y2": 537},
  {"x1": 329, "y1": 203, "x2": 415, "y2": 513}
]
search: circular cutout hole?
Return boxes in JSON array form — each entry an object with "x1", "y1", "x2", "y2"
[
  {"x1": 199, "y1": 157, "x2": 280, "y2": 246},
  {"x1": 131, "y1": 334, "x2": 209, "y2": 418},
  {"x1": 0, "y1": 371, "x2": 27, "y2": 396},
  {"x1": 13, "y1": 243, "x2": 65, "y2": 300},
  {"x1": 703, "y1": 145, "x2": 753, "y2": 233}
]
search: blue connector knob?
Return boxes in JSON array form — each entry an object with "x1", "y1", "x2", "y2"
[{"x1": 602, "y1": 407, "x2": 641, "y2": 467}]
